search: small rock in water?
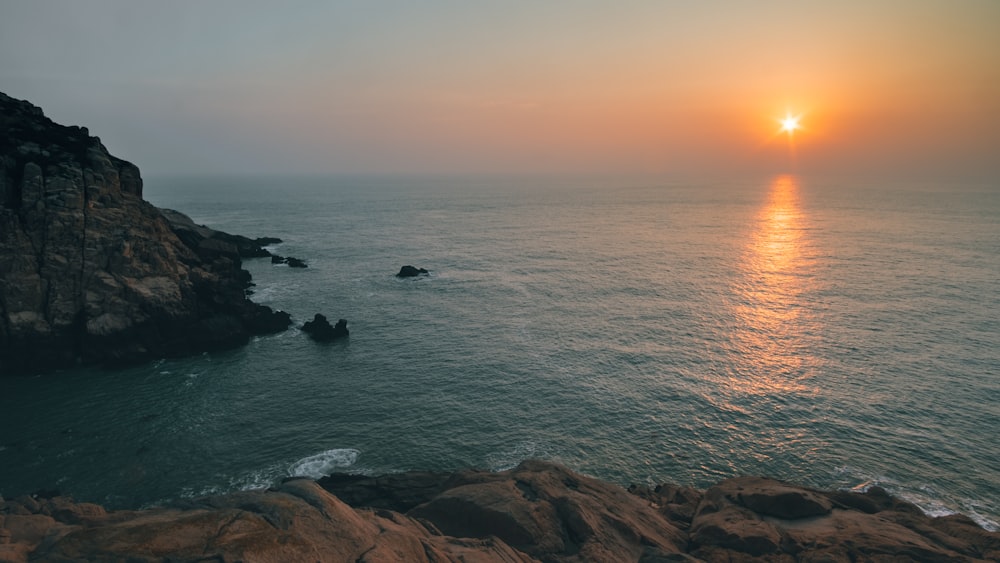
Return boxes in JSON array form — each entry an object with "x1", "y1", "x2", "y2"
[
  {"x1": 301, "y1": 314, "x2": 348, "y2": 341},
  {"x1": 271, "y1": 255, "x2": 308, "y2": 268},
  {"x1": 396, "y1": 265, "x2": 429, "y2": 277}
]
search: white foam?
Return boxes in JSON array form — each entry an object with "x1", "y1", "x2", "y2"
[
  {"x1": 288, "y1": 448, "x2": 360, "y2": 479},
  {"x1": 173, "y1": 463, "x2": 288, "y2": 505},
  {"x1": 834, "y1": 468, "x2": 998, "y2": 532},
  {"x1": 250, "y1": 287, "x2": 277, "y2": 301},
  {"x1": 485, "y1": 442, "x2": 549, "y2": 472},
  {"x1": 231, "y1": 467, "x2": 280, "y2": 492},
  {"x1": 964, "y1": 505, "x2": 1000, "y2": 532}
]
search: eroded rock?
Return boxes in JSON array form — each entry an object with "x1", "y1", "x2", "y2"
[{"x1": 0, "y1": 92, "x2": 291, "y2": 373}]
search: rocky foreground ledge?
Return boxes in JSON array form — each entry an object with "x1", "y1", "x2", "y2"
[
  {"x1": 1, "y1": 461, "x2": 996, "y2": 562},
  {"x1": 0, "y1": 92, "x2": 290, "y2": 373}
]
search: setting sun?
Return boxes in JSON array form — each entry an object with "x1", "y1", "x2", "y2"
[{"x1": 780, "y1": 114, "x2": 801, "y2": 134}]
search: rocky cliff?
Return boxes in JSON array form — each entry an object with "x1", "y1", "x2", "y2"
[
  {"x1": 1, "y1": 461, "x2": 996, "y2": 562},
  {"x1": 0, "y1": 92, "x2": 289, "y2": 374}
]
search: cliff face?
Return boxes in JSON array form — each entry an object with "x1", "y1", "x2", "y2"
[
  {"x1": 1, "y1": 461, "x2": 996, "y2": 562},
  {"x1": 0, "y1": 92, "x2": 289, "y2": 374}
]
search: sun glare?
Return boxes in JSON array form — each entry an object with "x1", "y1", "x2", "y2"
[{"x1": 780, "y1": 114, "x2": 801, "y2": 134}]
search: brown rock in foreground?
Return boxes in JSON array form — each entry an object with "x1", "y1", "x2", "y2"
[
  {"x1": 0, "y1": 479, "x2": 528, "y2": 563},
  {"x1": 0, "y1": 92, "x2": 290, "y2": 374},
  {"x1": 2, "y1": 461, "x2": 997, "y2": 562}
]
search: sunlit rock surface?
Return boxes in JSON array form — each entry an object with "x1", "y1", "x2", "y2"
[
  {"x1": 0, "y1": 92, "x2": 289, "y2": 374},
  {"x1": 2, "y1": 461, "x2": 996, "y2": 562}
]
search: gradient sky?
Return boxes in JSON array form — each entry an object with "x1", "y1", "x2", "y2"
[{"x1": 2, "y1": 1, "x2": 998, "y2": 180}]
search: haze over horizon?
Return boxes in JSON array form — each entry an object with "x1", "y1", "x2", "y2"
[{"x1": 2, "y1": 1, "x2": 998, "y2": 181}]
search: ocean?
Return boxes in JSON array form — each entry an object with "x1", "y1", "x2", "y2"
[{"x1": 1, "y1": 174, "x2": 997, "y2": 530}]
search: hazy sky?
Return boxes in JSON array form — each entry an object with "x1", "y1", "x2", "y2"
[{"x1": 2, "y1": 1, "x2": 998, "y2": 180}]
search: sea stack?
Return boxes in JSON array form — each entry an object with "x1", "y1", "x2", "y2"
[
  {"x1": 0, "y1": 91, "x2": 291, "y2": 374},
  {"x1": 396, "y1": 265, "x2": 429, "y2": 277},
  {"x1": 301, "y1": 314, "x2": 349, "y2": 341}
]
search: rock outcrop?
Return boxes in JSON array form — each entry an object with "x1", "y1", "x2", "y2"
[
  {"x1": 271, "y1": 254, "x2": 308, "y2": 268},
  {"x1": 3, "y1": 461, "x2": 995, "y2": 562},
  {"x1": 159, "y1": 208, "x2": 281, "y2": 260},
  {"x1": 397, "y1": 265, "x2": 429, "y2": 277},
  {"x1": 0, "y1": 479, "x2": 528, "y2": 563},
  {"x1": 301, "y1": 314, "x2": 349, "y2": 341},
  {"x1": 0, "y1": 92, "x2": 290, "y2": 374}
]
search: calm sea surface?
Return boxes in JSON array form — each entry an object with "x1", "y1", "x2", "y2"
[{"x1": 2, "y1": 175, "x2": 997, "y2": 530}]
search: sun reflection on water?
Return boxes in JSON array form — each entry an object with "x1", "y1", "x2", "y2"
[{"x1": 727, "y1": 174, "x2": 821, "y2": 396}]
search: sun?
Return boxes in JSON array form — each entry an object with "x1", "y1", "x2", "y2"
[{"x1": 780, "y1": 113, "x2": 801, "y2": 134}]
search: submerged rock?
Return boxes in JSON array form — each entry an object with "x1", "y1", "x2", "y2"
[
  {"x1": 301, "y1": 314, "x2": 348, "y2": 341},
  {"x1": 270, "y1": 254, "x2": 308, "y2": 268},
  {"x1": 0, "y1": 91, "x2": 291, "y2": 374},
  {"x1": 396, "y1": 265, "x2": 429, "y2": 277}
]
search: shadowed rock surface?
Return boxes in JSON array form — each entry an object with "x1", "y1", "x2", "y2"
[
  {"x1": 301, "y1": 314, "x2": 349, "y2": 341},
  {"x1": 0, "y1": 92, "x2": 290, "y2": 374},
  {"x1": 270, "y1": 254, "x2": 308, "y2": 267},
  {"x1": 397, "y1": 264, "x2": 429, "y2": 277},
  {"x1": 158, "y1": 208, "x2": 281, "y2": 260},
  {"x1": 3, "y1": 461, "x2": 995, "y2": 562}
]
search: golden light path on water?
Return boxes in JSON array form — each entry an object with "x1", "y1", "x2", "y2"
[{"x1": 728, "y1": 174, "x2": 822, "y2": 397}]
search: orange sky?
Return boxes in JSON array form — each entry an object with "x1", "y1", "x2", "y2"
[{"x1": 2, "y1": 1, "x2": 998, "y2": 179}]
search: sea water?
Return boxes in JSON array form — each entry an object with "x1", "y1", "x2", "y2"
[{"x1": 1, "y1": 174, "x2": 997, "y2": 530}]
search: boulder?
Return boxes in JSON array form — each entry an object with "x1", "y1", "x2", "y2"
[
  {"x1": 713, "y1": 476, "x2": 833, "y2": 519},
  {"x1": 396, "y1": 265, "x2": 429, "y2": 277},
  {"x1": 318, "y1": 470, "x2": 453, "y2": 513},
  {"x1": 2, "y1": 461, "x2": 997, "y2": 562},
  {"x1": 301, "y1": 314, "x2": 349, "y2": 341},
  {"x1": 331, "y1": 460, "x2": 688, "y2": 561}
]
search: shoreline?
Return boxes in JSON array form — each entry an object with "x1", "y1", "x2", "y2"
[{"x1": 2, "y1": 460, "x2": 997, "y2": 562}]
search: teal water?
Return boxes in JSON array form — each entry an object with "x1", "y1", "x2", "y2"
[{"x1": 1, "y1": 175, "x2": 998, "y2": 530}]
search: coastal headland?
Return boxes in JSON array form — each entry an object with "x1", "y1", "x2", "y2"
[{"x1": 0, "y1": 92, "x2": 290, "y2": 374}]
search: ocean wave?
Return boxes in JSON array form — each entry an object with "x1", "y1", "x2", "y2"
[
  {"x1": 173, "y1": 463, "x2": 287, "y2": 506},
  {"x1": 834, "y1": 466, "x2": 998, "y2": 531},
  {"x1": 288, "y1": 448, "x2": 360, "y2": 479},
  {"x1": 485, "y1": 442, "x2": 551, "y2": 472},
  {"x1": 249, "y1": 286, "x2": 277, "y2": 301}
]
